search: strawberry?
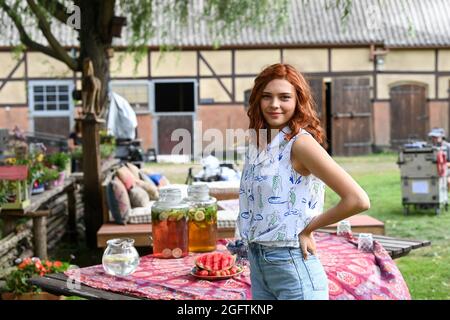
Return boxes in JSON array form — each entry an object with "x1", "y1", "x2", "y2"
[
  {"x1": 230, "y1": 266, "x2": 238, "y2": 274},
  {"x1": 199, "y1": 270, "x2": 209, "y2": 276}
]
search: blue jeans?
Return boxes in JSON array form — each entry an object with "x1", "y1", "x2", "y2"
[{"x1": 248, "y1": 243, "x2": 329, "y2": 300}]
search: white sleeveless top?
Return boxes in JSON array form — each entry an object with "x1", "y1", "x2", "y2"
[{"x1": 237, "y1": 126, "x2": 326, "y2": 247}]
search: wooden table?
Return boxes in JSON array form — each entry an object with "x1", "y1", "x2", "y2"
[
  {"x1": 29, "y1": 273, "x2": 143, "y2": 300},
  {"x1": 28, "y1": 232, "x2": 431, "y2": 300},
  {"x1": 317, "y1": 229, "x2": 431, "y2": 259},
  {"x1": 0, "y1": 178, "x2": 77, "y2": 259}
]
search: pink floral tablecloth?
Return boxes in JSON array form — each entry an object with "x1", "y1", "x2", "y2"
[{"x1": 65, "y1": 232, "x2": 411, "y2": 300}]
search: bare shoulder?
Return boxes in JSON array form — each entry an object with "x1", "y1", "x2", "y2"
[
  {"x1": 291, "y1": 134, "x2": 327, "y2": 176},
  {"x1": 291, "y1": 133, "x2": 326, "y2": 160}
]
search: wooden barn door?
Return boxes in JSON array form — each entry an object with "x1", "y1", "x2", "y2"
[
  {"x1": 390, "y1": 84, "x2": 428, "y2": 149},
  {"x1": 331, "y1": 77, "x2": 372, "y2": 156},
  {"x1": 308, "y1": 77, "x2": 326, "y2": 133},
  {"x1": 157, "y1": 115, "x2": 193, "y2": 155}
]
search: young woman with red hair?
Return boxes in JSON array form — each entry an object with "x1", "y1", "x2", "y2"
[{"x1": 237, "y1": 63, "x2": 370, "y2": 300}]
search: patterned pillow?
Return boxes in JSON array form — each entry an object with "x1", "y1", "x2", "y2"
[
  {"x1": 126, "y1": 162, "x2": 141, "y2": 180},
  {"x1": 129, "y1": 186, "x2": 150, "y2": 208},
  {"x1": 108, "y1": 177, "x2": 131, "y2": 225},
  {"x1": 117, "y1": 166, "x2": 136, "y2": 190},
  {"x1": 129, "y1": 205, "x2": 153, "y2": 224},
  {"x1": 136, "y1": 179, "x2": 159, "y2": 200}
]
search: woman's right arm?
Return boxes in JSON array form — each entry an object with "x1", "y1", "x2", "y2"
[{"x1": 293, "y1": 134, "x2": 371, "y2": 233}]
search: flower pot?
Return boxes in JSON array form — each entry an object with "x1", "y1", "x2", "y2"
[
  {"x1": 31, "y1": 181, "x2": 45, "y2": 195},
  {"x1": 44, "y1": 181, "x2": 54, "y2": 190},
  {"x1": 57, "y1": 171, "x2": 65, "y2": 186},
  {"x1": 1, "y1": 292, "x2": 63, "y2": 300}
]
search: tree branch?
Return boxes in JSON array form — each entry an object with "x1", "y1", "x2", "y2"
[
  {"x1": 36, "y1": 0, "x2": 69, "y2": 25},
  {"x1": 26, "y1": 0, "x2": 78, "y2": 71},
  {"x1": 0, "y1": 0, "x2": 64, "y2": 62}
]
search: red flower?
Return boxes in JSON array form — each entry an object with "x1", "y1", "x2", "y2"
[
  {"x1": 45, "y1": 261, "x2": 53, "y2": 268},
  {"x1": 35, "y1": 262, "x2": 44, "y2": 271},
  {"x1": 18, "y1": 262, "x2": 27, "y2": 270},
  {"x1": 53, "y1": 261, "x2": 62, "y2": 268}
]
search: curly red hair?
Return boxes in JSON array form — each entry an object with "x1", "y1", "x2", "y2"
[{"x1": 247, "y1": 63, "x2": 327, "y2": 148}]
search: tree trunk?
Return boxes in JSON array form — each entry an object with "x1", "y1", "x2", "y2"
[
  {"x1": 79, "y1": 0, "x2": 112, "y2": 115},
  {"x1": 79, "y1": 0, "x2": 114, "y2": 248}
]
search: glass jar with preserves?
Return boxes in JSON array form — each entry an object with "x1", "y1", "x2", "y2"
[
  {"x1": 185, "y1": 183, "x2": 217, "y2": 252},
  {"x1": 151, "y1": 187, "x2": 189, "y2": 258}
]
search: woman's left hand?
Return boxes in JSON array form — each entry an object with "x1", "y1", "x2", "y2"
[{"x1": 299, "y1": 231, "x2": 317, "y2": 260}]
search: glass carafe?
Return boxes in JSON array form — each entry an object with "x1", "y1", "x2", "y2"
[
  {"x1": 102, "y1": 238, "x2": 140, "y2": 276},
  {"x1": 151, "y1": 187, "x2": 189, "y2": 258},
  {"x1": 185, "y1": 183, "x2": 217, "y2": 252}
]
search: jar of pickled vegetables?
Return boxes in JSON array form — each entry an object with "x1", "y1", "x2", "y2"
[
  {"x1": 151, "y1": 187, "x2": 189, "y2": 258},
  {"x1": 185, "y1": 183, "x2": 217, "y2": 252}
]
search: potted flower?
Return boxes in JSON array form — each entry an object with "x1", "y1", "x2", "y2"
[
  {"x1": 2, "y1": 257, "x2": 70, "y2": 300},
  {"x1": 13, "y1": 145, "x2": 46, "y2": 195},
  {"x1": 41, "y1": 167, "x2": 60, "y2": 190},
  {"x1": 46, "y1": 152, "x2": 70, "y2": 186}
]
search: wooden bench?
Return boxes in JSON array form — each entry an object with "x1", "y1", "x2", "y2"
[
  {"x1": 97, "y1": 223, "x2": 236, "y2": 248},
  {"x1": 317, "y1": 229, "x2": 431, "y2": 259},
  {"x1": 217, "y1": 199, "x2": 386, "y2": 235},
  {"x1": 97, "y1": 223, "x2": 429, "y2": 259},
  {"x1": 320, "y1": 214, "x2": 385, "y2": 235}
]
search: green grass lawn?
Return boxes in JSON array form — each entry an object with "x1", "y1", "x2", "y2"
[{"x1": 324, "y1": 153, "x2": 450, "y2": 300}]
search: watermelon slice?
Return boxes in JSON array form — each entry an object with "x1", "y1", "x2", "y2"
[{"x1": 194, "y1": 252, "x2": 236, "y2": 272}]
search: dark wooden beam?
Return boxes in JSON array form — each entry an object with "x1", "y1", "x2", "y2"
[
  {"x1": 0, "y1": 55, "x2": 25, "y2": 93},
  {"x1": 198, "y1": 52, "x2": 233, "y2": 101}
]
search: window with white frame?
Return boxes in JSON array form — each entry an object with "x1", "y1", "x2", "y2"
[
  {"x1": 31, "y1": 83, "x2": 71, "y2": 112},
  {"x1": 111, "y1": 82, "x2": 150, "y2": 113}
]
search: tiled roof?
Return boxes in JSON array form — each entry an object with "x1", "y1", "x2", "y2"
[{"x1": 1, "y1": 0, "x2": 449, "y2": 48}]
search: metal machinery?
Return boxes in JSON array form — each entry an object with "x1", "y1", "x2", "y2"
[
  {"x1": 114, "y1": 138, "x2": 145, "y2": 168},
  {"x1": 397, "y1": 141, "x2": 448, "y2": 215}
]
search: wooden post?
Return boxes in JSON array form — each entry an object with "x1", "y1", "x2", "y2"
[
  {"x1": 67, "y1": 181, "x2": 78, "y2": 243},
  {"x1": 82, "y1": 114, "x2": 105, "y2": 248},
  {"x1": 32, "y1": 211, "x2": 49, "y2": 260},
  {"x1": 1, "y1": 216, "x2": 17, "y2": 237}
]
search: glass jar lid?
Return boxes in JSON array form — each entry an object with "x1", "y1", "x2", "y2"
[
  {"x1": 158, "y1": 187, "x2": 183, "y2": 203},
  {"x1": 187, "y1": 183, "x2": 210, "y2": 201}
]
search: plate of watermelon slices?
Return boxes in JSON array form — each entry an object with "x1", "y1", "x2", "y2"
[{"x1": 190, "y1": 252, "x2": 244, "y2": 280}]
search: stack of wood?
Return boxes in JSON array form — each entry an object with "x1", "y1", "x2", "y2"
[
  {"x1": 0, "y1": 226, "x2": 33, "y2": 280},
  {"x1": 0, "y1": 183, "x2": 85, "y2": 282}
]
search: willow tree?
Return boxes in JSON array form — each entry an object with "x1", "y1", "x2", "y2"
[{"x1": 0, "y1": 0, "x2": 353, "y2": 248}]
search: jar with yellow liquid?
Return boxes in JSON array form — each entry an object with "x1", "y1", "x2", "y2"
[{"x1": 185, "y1": 184, "x2": 217, "y2": 252}]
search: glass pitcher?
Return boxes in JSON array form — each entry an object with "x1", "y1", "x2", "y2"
[
  {"x1": 185, "y1": 183, "x2": 217, "y2": 252},
  {"x1": 151, "y1": 187, "x2": 189, "y2": 258},
  {"x1": 102, "y1": 238, "x2": 140, "y2": 276}
]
